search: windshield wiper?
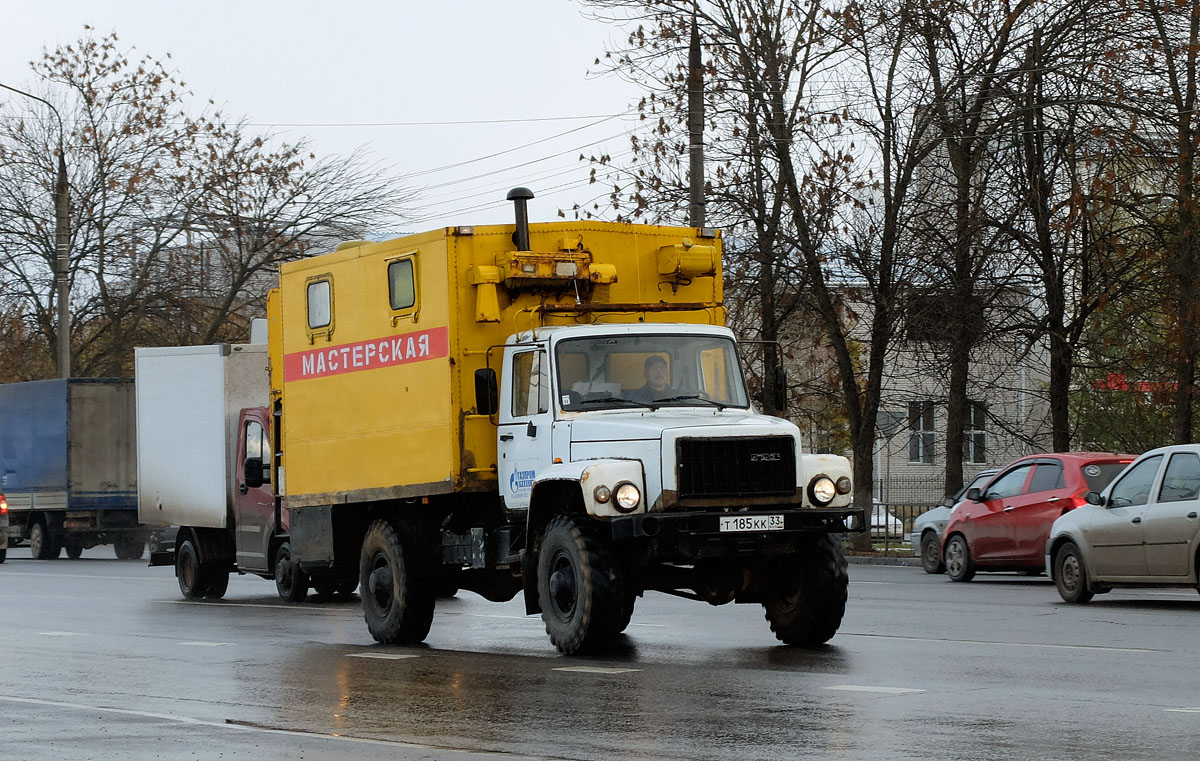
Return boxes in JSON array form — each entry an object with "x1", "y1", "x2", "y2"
[
  {"x1": 648, "y1": 394, "x2": 727, "y2": 410},
  {"x1": 576, "y1": 396, "x2": 655, "y2": 409}
]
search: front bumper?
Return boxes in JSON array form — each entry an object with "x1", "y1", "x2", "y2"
[{"x1": 610, "y1": 506, "x2": 864, "y2": 561}]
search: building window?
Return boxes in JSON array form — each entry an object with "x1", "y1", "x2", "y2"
[
  {"x1": 908, "y1": 400, "x2": 934, "y2": 464},
  {"x1": 964, "y1": 401, "x2": 987, "y2": 464},
  {"x1": 307, "y1": 279, "x2": 331, "y2": 329},
  {"x1": 388, "y1": 257, "x2": 416, "y2": 311}
]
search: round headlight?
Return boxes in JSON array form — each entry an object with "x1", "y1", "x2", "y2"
[
  {"x1": 835, "y1": 476, "x2": 852, "y2": 494},
  {"x1": 614, "y1": 483, "x2": 641, "y2": 512},
  {"x1": 809, "y1": 476, "x2": 837, "y2": 505},
  {"x1": 594, "y1": 485, "x2": 612, "y2": 504}
]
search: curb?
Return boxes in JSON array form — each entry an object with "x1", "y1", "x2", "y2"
[{"x1": 846, "y1": 554, "x2": 917, "y2": 567}]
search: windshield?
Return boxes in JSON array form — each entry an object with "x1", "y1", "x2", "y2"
[{"x1": 555, "y1": 333, "x2": 750, "y2": 411}]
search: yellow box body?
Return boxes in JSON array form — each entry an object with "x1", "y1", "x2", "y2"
[{"x1": 270, "y1": 222, "x2": 723, "y2": 508}]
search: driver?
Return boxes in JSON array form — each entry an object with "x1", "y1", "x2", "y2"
[{"x1": 628, "y1": 355, "x2": 670, "y2": 402}]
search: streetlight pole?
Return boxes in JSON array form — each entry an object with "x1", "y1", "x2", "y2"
[{"x1": 0, "y1": 82, "x2": 70, "y2": 379}]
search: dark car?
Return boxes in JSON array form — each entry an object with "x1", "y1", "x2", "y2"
[{"x1": 942, "y1": 453, "x2": 1134, "y2": 582}]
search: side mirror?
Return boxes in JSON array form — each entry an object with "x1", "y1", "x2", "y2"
[
  {"x1": 966, "y1": 487, "x2": 982, "y2": 502},
  {"x1": 1085, "y1": 491, "x2": 1105, "y2": 506},
  {"x1": 773, "y1": 365, "x2": 788, "y2": 413},
  {"x1": 942, "y1": 496, "x2": 956, "y2": 508},
  {"x1": 475, "y1": 368, "x2": 498, "y2": 415},
  {"x1": 244, "y1": 457, "x2": 265, "y2": 489}
]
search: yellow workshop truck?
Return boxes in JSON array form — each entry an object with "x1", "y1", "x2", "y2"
[{"x1": 176, "y1": 189, "x2": 863, "y2": 654}]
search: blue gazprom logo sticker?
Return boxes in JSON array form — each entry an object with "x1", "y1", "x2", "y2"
[{"x1": 510, "y1": 468, "x2": 536, "y2": 494}]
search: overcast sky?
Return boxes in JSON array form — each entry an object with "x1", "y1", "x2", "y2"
[{"x1": 0, "y1": 0, "x2": 647, "y2": 234}]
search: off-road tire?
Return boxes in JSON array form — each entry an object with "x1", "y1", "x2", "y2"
[
  {"x1": 920, "y1": 531, "x2": 944, "y2": 574},
  {"x1": 114, "y1": 540, "x2": 145, "y2": 560},
  {"x1": 761, "y1": 533, "x2": 849, "y2": 647},
  {"x1": 30, "y1": 520, "x2": 59, "y2": 560},
  {"x1": 615, "y1": 592, "x2": 637, "y2": 634},
  {"x1": 176, "y1": 536, "x2": 209, "y2": 599},
  {"x1": 1053, "y1": 541, "x2": 1094, "y2": 604},
  {"x1": 944, "y1": 534, "x2": 976, "y2": 582},
  {"x1": 537, "y1": 514, "x2": 626, "y2": 655},
  {"x1": 275, "y1": 542, "x2": 309, "y2": 603},
  {"x1": 359, "y1": 520, "x2": 435, "y2": 644}
]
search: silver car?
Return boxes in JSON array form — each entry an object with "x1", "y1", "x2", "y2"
[
  {"x1": 909, "y1": 469, "x2": 997, "y2": 574},
  {"x1": 1046, "y1": 444, "x2": 1200, "y2": 602}
]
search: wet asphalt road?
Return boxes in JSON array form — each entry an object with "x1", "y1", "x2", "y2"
[{"x1": 0, "y1": 547, "x2": 1198, "y2": 761}]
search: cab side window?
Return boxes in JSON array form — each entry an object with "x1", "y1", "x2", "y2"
[
  {"x1": 1028, "y1": 462, "x2": 1064, "y2": 493},
  {"x1": 511, "y1": 350, "x2": 548, "y2": 417},
  {"x1": 1157, "y1": 453, "x2": 1200, "y2": 503},
  {"x1": 244, "y1": 421, "x2": 269, "y2": 486},
  {"x1": 1108, "y1": 455, "x2": 1163, "y2": 508},
  {"x1": 307, "y1": 279, "x2": 331, "y2": 329},
  {"x1": 983, "y1": 465, "x2": 1033, "y2": 501},
  {"x1": 388, "y1": 258, "x2": 416, "y2": 311}
]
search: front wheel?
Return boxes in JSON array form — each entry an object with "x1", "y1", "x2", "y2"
[
  {"x1": 761, "y1": 533, "x2": 849, "y2": 647},
  {"x1": 1053, "y1": 542, "x2": 1094, "y2": 603},
  {"x1": 274, "y1": 542, "x2": 309, "y2": 602},
  {"x1": 944, "y1": 535, "x2": 976, "y2": 582},
  {"x1": 919, "y1": 531, "x2": 944, "y2": 574},
  {"x1": 176, "y1": 536, "x2": 209, "y2": 599},
  {"x1": 537, "y1": 514, "x2": 625, "y2": 655},
  {"x1": 359, "y1": 520, "x2": 435, "y2": 644}
]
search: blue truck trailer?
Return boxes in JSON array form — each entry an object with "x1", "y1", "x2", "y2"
[{"x1": 0, "y1": 378, "x2": 149, "y2": 559}]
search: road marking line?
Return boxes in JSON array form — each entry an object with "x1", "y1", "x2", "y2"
[
  {"x1": 154, "y1": 600, "x2": 343, "y2": 613},
  {"x1": 39, "y1": 631, "x2": 89, "y2": 637},
  {"x1": 178, "y1": 641, "x2": 234, "y2": 647},
  {"x1": 553, "y1": 666, "x2": 642, "y2": 674},
  {"x1": 1165, "y1": 708, "x2": 1200, "y2": 713},
  {"x1": 346, "y1": 653, "x2": 420, "y2": 660},
  {"x1": 842, "y1": 632, "x2": 1159, "y2": 654},
  {"x1": 826, "y1": 685, "x2": 925, "y2": 695},
  {"x1": 0, "y1": 695, "x2": 549, "y2": 758}
]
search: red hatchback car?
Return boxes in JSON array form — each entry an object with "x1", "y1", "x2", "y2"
[{"x1": 942, "y1": 453, "x2": 1134, "y2": 582}]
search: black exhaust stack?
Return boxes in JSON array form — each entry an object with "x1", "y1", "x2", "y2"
[{"x1": 507, "y1": 186, "x2": 534, "y2": 251}]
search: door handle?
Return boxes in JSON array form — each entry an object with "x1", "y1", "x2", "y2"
[
  {"x1": 1131, "y1": 516, "x2": 1142, "y2": 524},
  {"x1": 238, "y1": 484, "x2": 248, "y2": 495},
  {"x1": 1003, "y1": 506, "x2": 1015, "y2": 512},
  {"x1": 500, "y1": 434, "x2": 514, "y2": 441},
  {"x1": 1046, "y1": 497, "x2": 1060, "y2": 503},
  {"x1": 1188, "y1": 512, "x2": 1198, "y2": 519}
]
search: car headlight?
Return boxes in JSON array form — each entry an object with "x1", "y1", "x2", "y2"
[
  {"x1": 614, "y1": 483, "x2": 641, "y2": 512},
  {"x1": 809, "y1": 476, "x2": 837, "y2": 506}
]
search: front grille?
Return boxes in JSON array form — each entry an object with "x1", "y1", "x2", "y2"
[{"x1": 676, "y1": 436, "x2": 796, "y2": 498}]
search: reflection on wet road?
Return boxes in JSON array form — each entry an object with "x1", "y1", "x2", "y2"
[{"x1": 1, "y1": 551, "x2": 1198, "y2": 760}]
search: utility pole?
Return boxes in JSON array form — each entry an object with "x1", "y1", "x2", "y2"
[
  {"x1": 0, "y1": 82, "x2": 70, "y2": 378},
  {"x1": 687, "y1": 6, "x2": 705, "y2": 229}
]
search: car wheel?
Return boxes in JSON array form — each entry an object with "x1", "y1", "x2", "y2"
[
  {"x1": 29, "y1": 520, "x2": 59, "y2": 560},
  {"x1": 1053, "y1": 541, "x2": 1093, "y2": 603},
  {"x1": 274, "y1": 542, "x2": 309, "y2": 603},
  {"x1": 944, "y1": 534, "x2": 975, "y2": 582},
  {"x1": 762, "y1": 533, "x2": 849, "y2": 647},
  {"x1": 205, "y1": 568, "x2": 230, "y2": 599},
  {"x1": 359, "y1": 520, "x2": 435, "y2": 644},
  {"x1": 176, "y1": 536, "x2": 209, "y2": 599},
  {"x1": 64, "y1": 541, "x2": 83, "y2": 559},
  {"x1": 537, "y1": 514, "x2": 625, "y2": 654},
  {"x1": 920, "y1": 531, "x2": 944, "y2": 574}
]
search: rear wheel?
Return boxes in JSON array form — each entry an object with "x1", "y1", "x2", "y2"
[
  {"x1": 205, "y1": 568, "x2": 230, "y2": 599},
  {"x1": 274, "y1": 542, "x2": 309, "y2": 602},
  {"x1": 919, "y1": 531, "x2": 944, "y2": 574},
  {"x1": 1053, "y1": 542, "x2": 1094, "y2": 603},
  {"x1": 537, "y1": 514, "x2": 625, "y2": 654},
  {"x1": 114, "y1": 540, "x2": 145, "y2": 560},
  {"x1": 0, "y1": 549, "x2": 6, "y2": 563},
  {"x1": 29, "y1": 520, "x2": 59, "y2": 560},
  {"x1": 64, "y1": 541, "x2": 83, "y2": 559},
  {"x1": 944, "y1": 534, "x2": 976, "y2": 582},
  {"x1": 360, "y1": 520, "x2": 435, "y2": 644},
  {"x1": 761, "y1": 533, "x2": 849, "y2": 647},
  {"x1": 176, "y1": 536, "x2": 209, "y2": 599}
]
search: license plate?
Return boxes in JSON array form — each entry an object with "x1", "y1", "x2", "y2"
[{"x1": 719, "y1": 514, "x2": 785, "y2": 533}]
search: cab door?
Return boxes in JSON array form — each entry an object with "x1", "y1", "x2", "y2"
[
  {"x1": 234, "y1": 409, "x2": 274, "y2": 574},
  {"x1": 497, "y1": 345, "x2": 554, "y2": 511}
]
